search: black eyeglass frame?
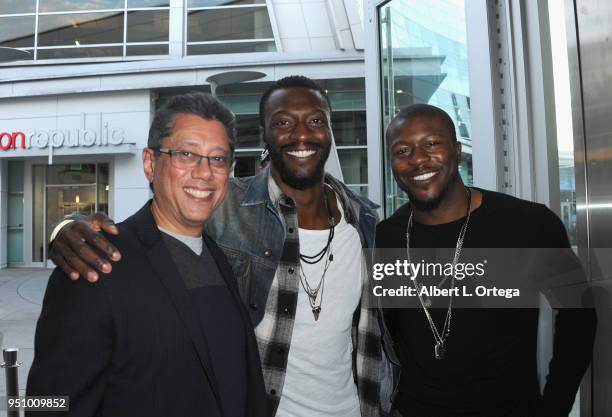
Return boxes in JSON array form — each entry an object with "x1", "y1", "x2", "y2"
[{"x1": 149, "y1": 147, "x2": 234, "y2": 171}]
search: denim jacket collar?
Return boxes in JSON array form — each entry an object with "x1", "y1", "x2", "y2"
[{"x1": 240, "y1": 165, "x2": 379, "y2": 219}]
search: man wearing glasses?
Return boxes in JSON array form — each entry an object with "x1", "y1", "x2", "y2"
[{"x1": 26, "y1": 92, "x2": 267, "y2": 417}]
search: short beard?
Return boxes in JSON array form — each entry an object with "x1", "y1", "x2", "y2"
[
  {"x1": 403, "y1": 168, "x2": 459, "y2": 212},
  {"x1": 267, "y1": 140, "x2": 331, "y2": 191}
]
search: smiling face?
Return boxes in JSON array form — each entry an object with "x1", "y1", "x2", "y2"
[
  {"x1": 143, "y1": 113, "x2": 231, "y2": 236},
  {"x1": 263, "y1": 87, "x2": 332, "y2": 190},
  {"x1": 388, "y1": 114, "x2": 462, "y2": 211}
]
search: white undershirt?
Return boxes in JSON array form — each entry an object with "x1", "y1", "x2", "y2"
[{"x1": 275, "y1": 198, "x2": 363, "y2": 417}]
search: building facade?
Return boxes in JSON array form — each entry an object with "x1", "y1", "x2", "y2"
[{"x1": 0, "y1": 0, "x2": 368, "y2": 267}]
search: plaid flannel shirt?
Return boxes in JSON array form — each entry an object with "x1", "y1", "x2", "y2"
[{"x1": 206, "y1": 167, "x2": 389, "y2": 417}]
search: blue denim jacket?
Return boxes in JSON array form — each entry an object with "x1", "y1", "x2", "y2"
[
  {"x1": 206, "y1": 166, "x2": 377, "y2": 325},
  {"x1": 205, "y1": 167, "x2": 398, "y2": 416}
]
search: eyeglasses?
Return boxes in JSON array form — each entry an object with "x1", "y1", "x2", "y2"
[{"x1": 151, "y1": 147, "x2": 233, "y2": 172}]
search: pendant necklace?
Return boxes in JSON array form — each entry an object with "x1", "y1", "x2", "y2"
[
  {"x1": 406, "y1": 187, "x2": 472, "y2": 359},
  {"x1": 298, "y1": 185, "x2": 336, "y2": 321}
]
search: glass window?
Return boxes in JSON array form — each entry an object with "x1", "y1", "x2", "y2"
[
  {"x1": 38, "y1": 0, "x2": 124, "y2": 13},
  {"x1": 338, "y1": 148, "x2": 368, "y2": 185},
  {"x1": 127, "y1": 10, "x2": 169, "y2": 42},
  {"x1": 7, "y1": 161, "x2": 24, "y2": 264},
  {"x1": 189, "y1": 0, "x2": 265, "y2": 6},
  {"x1": 235, "y1": 114, "x2": 262, "y2": 148},
  {"x1": 347, "y1": 185, "x2": 368, "y2": 196},
  {"x1": 378, "y1": 0, "x2": 472, "y2": 216},
  {"x1": 217, "y1": 93, "x2": 260, "y2": 113},
  {"x1": 549, "y1": 0, "x2": 577, "y2": 247},
  {"x1": 0, "y1": 0, "x2": 171, "y2": 60},
  {"x1": 47, "y1": 185, "x2": 97, "y2": 219},
  {"x1": 97, "y1": 164, "x2": 110, "y2": 214},
  {"x1": 187, "y1": 41, "x2": 275, "y2": 55},
  {"x1": 8, "y1": 159, "x2": 24, "y2": 191},
  {"x1": 7, "y1": 230, "x2": 24, "y2": 263},
  {"x1": 331, "y1": 111, "x2": 367, "y2": 146},
  {"x1": 0, "y1": 0, "x2": 36, "y2": 14},
  {"x1": 128, "y1": 0, "x2": 170, "y2": 7},
  {"x1": 8, "y1": 194, "x2": 23, "y2": 227},
  {"x1": 188, "y1": 8, "x2": 273, "y2": 42},
  {"x1": 233, "y1": 154, "x2": 261, "y2": 177},
  {"x1": 32, "y1": 165, "x2": 45, "y2": 263},
  {"x1": 46, "y1": 164, "x2": 97, "y2": 185},
  {"x1": 37, "y1": 46, "x2": 123, "y2": 59},
  {"x1": 0, "y1": 16, "x2": 35, "y2": 48},
  {"x1": 38, "y1": 12, "x2": 124, "y2": 46},
  {"x1": 126, "y1": 44, "x2": 168, "y2": 56}
]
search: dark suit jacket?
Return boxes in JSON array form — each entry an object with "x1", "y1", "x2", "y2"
[{"x1": 27, "y1": 202, "x2": 267, "y2": 417}]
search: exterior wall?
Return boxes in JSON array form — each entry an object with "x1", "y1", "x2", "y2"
[
  {"x1": 0, "y1": 0, "x2": 368, "y2": 266},
  {"x1": 271, "y1": 0, "x2": 361, "y2": 52},
  {"x1": 0, "y1": 90, "x2": 152, "y2": 265}
]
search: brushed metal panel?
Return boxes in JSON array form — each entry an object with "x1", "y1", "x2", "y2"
[
  {"x1": 577, "y1": 0, "x2": 612, "y2": 249},
  {"x1": 574, "y1": 0, "x2": 612, "y2": 415}
]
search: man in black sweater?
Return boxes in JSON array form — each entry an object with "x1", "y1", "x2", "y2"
[
  {"x1": 377, "y1": 104, "x2": 596, "y2": 417},
  {"x1": 27, "y1": 93, "x2": 267, "y2": 417}
]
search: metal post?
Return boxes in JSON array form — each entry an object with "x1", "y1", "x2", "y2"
[{"x1": 1, "y1": 348, "x2": 21, "y2": 417}]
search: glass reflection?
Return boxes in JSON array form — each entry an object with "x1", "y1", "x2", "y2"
[
  {"x1": 0, "y1": 0, "x2": 36, "y2": 14},
  {"x1": 32, "y1": 165, "x2": 45, "y2": 263},
  {"x1": 46, "y1": 164, "x2": 97, "y2": 185},
  {"x1": 188, "y1": 8, "x2": 273, "y2": 42},
  {"x1": 331, "y1": 111, "x2": 367, "y2": 146},
  {"x1": 37, "y1": 46, "x2": 123, "y2": 58},
  {"x1": 126, "y1": 44, "x2": 168, "y2": 56},
  {"x1": 235, "y1": 114, "x2": 263, "y2": 148},
  {"x1": 378, "y1": 0, "x2": 472, "y2": 216},
  {"x1": 187, "y1": 41, "x2": 275, "y2": 55},
  {"x1": 38, "y1": 12, "x2": 124, "y2": 46},
  {"x1": 39, "y1": 0, "x2": 124, "y2": 13},
  {"x1": 338, "y1": 149, "x2": 368, "y2": 185},
  {"x1": 128, "y1": 0, "x2": 169, "y2": 6},
  {"x1": 0, "y1": 16, "x2": 35, "y2": 48},
  {"x1": 233, "y1": 154, "x2": 262, "y2": 178},
  {"x1": 189, "y1": 0, "x2": 264, "y2": 7},
  {"x1": 127, "y1": 10, "x2": 169, "y2": 42}
]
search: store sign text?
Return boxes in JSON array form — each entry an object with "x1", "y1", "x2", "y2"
[
  {"x1": 0, "y1": 131, "x2": 25, "y2": 150},
  {"x1": 0, "y1": 123, "x2": 125, "y2": 152}
]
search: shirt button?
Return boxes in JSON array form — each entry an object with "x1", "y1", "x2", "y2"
[
  {"x1": 288, "y1": 227, "x2": 294, "y2": 233},
  {"x1": 270, "y1": 389, "x2": 277, "y2": 396},
  {"x1": 288, "y1": 268, "x2": 295, "y2": 274},
  {"x1": 283, "y1": 307, "x2": 290, "y2": 314},
  {"x1": 264, "y1": 249, "x2": 272, "y2": 257},
  {"x1": 249, "y1": 303, "x2": 259, "y2": 310}
]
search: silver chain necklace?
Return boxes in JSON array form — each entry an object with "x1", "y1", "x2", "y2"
[
  {"x1": 405, "y1": 187, "x2": 472, "y2": 360},
  {"x1": 298, "y1": 185, "x2": 336, "y2": 321}
]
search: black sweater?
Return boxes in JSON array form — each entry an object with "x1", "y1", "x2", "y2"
[{"x1": 376, "y1": 188, "x2": 596, "y2": 417}]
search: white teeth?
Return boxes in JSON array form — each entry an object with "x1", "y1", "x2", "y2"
[
  {"x1": 184, "y1": 188, "x2": 212, "y2": 198},
  {"x1": 412, "y1": 172, "x2": 437, "y2": 181},
  {"x1": 287, "y1": 150, "x2": 316, "y2": 158}
]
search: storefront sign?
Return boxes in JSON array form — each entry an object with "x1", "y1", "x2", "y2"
[
  {"x1": 0, "y1": 131, "x2": 25, "y2": 150},
  {"x1": 0, "y1": 123, "x2": 125, "y2": 152}
]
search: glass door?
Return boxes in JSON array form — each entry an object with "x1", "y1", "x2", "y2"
[
  {"x1": 7, "y1": 161, "x2": 24, "y2": 265},
  {"x1": 378, "y1": 0, "x2": 473, "y2": 216},
  {"x1": 32, "y1": 163, "x2": 109, "y2": 264}
]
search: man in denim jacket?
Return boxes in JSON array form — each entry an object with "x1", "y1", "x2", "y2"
[{"x1": 48, "y1": 76, "x2": 397, "y2": 417}]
